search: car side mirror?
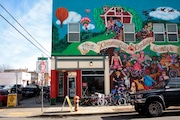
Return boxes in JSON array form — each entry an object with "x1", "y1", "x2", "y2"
[{"x1": 165, "y1": 86, "x2": 170, "y2": 89}]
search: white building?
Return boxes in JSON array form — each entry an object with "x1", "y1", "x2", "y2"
[{"x1": 0, "y1": 72, "x2": 31, "y2": 87}]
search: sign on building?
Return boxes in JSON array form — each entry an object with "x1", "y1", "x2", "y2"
[{"x1": 36, "y1": 57, "x2": 49, "y2": 73}]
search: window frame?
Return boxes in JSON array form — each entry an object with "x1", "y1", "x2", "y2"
[
  {"x1": 68, "y1": 23, "x2": 80, "y2": 42},
  {"x1": 166, "y1": 23, "x2": 178, "y2": 42},
  {"x1": 153, "y1": 23, "x2": 165, "y2": 42},
  {"x1": 123, "y1": 23, "x2": 136, "y2": 42}
]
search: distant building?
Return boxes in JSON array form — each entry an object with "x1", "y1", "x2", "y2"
[
  {"x1": 28, "y1": 71, "x2": 38, "y2": 84},
  {"x1": 0, "y1": 69, "x2": 31, "y2": 86}
]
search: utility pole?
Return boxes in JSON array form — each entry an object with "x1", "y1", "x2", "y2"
[{"x1": 15, "y1": 70, "x2": 18, "y2": 107}]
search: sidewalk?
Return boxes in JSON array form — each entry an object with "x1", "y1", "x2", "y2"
[
  {"x1": 0, "y1": 104, "x2": 135, "y2": 118},
  {"x1": 42, "y1": 105, "x2": 135, "y2": 117}
]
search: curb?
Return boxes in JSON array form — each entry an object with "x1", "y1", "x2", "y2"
[{"x1": 39, "y1": 109, "x2": 136, "y2": 117}]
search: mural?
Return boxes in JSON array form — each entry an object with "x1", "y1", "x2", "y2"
[{"x1": 52, "y1": 0, "x2": 180, "y2": 92}]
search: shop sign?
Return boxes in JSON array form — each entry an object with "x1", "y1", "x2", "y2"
[{"x1": 7, "y1": 93, "x2": 17, "y2": 107}]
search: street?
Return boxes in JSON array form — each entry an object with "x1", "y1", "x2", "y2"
[
  {"x1": 0, "y1": 110, "x2": 180, "y2": 120},
  {"x1": 0, "y1": 96, "x2": 180, "y2": 119}
]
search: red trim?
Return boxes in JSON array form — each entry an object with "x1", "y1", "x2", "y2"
[
  {"x1": 50, "y1": 70, "x2": 57, "y2": 98},
  {"x1": 76, "y1": 69, "x2": 82, "y2": 98},
  {"x1": 64, "y1": 72, "x2": 67, "y2": 96}
]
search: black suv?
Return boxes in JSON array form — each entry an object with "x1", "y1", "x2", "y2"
[
  {"x1": 130, "y1": 78, "x2": 180, "y2": 117},
  {"x1": 10, "y1": 84, "x2": 24, "y2": 93}
]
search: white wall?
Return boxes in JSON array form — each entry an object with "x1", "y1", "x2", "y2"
[{"x1": 0, "y1": 72, "x2": 31, "y2": 86}]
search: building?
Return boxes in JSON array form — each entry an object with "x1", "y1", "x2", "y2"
[
  {"x1": 50, "y1": 0, "x2": 180, "y2": 104},
  {"x1": 0, "y1": 69, "x2": 31, "y2": 86}
]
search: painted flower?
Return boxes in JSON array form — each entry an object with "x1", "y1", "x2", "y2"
[{"x1": 127, "y1": 43, "x2": 136, "y2": 54}]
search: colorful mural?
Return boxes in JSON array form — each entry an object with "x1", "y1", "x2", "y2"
[{"x1": 52, "y1": 0, "x2": 180, "y2": 92}]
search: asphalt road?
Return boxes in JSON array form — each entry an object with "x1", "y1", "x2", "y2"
[
  {"x1": 1, "y1": 96, "x2": 179, "y2": 119},
  {"x1": 0, "y1": 111, "x2": 180, "y2": 120}
]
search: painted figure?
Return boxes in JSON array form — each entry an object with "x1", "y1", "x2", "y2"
[
  {"x1": 130, "y1": 82, "x2": 136, "y2": 93},
  {"x1": 142, "y1": 75, "x2": 156, "y2": 90},
  {"x1": 112, "y1": 70, "x2": 125, "y2": 87},
  {"x1": 116, "y1": 7, "x2": 121, "y2": 15},
  {"x1": 159, "y1": 70, "x2": 169, "y2": 81},
  {"x1": 107, "y1": 17, "x2": 115, "y2": 35},
  {"x1": 111, "y1": 50, "x2": 123, "y2": 70},
  {"x1": 115, "y1": 18, "x2": 123, "y2": 35}
]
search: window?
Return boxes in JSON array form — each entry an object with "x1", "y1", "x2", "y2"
[
  {"x1": 68, "y1": 23, "x2": 80, "y2": 42},
  {"x1": 82, "y1": 71, "x2": 104, "y2": 97},
  {"x1": 58, "y1": 72, "x2": 64, "y2": 96},
  {"x1": 166, "y1": 24, "x2": 178, "y2": 42},
  {"x1": 123, "y1": 23, "x2": 135, "y2": 42},
  {"x1": 168, "y1": 78, "x2": 180, "y2": 88},
  {"x1": 153, "y1": 23, "x2": 165, "y2": 42}
]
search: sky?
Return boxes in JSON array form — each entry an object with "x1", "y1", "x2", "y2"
[
  {"x1": 0, "y1": 0, "x2": 52, "y2": 71},
  {"x1": 1, "y1": 0, "x2": 180, "y2": 72}
]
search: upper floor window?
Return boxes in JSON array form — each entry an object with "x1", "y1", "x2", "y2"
[
  {"x1": 123, "y1": 23, "x2": 135, "y2": 42},
  {"x1": 166, "y1": 23, "x2": 178, "y2": 42},
  {"x1": 153, "y1": 23, "x2": 165, "y2": 42},
  {"x1": 68, "y1": 23, "x2": 80, "y2": 42}
]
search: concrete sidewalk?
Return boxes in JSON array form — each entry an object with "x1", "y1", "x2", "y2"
[
  {"x1": 0, "y1": 105, "x2": 135, "y2": 118},
  {"x1": 42, "y1": 105, "x2": 135, "y2": 117}
]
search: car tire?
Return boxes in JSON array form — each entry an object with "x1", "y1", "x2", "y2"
[
  {"x1": 146, "y1": 101, "x2": 163, "y2": 117},
  {"x1": 135, "y1": 104, "x2": 146, "y2": 115}
]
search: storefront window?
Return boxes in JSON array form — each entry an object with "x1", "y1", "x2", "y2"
[
  {"x1": 58, "y1": 72, "x2": 64, "y2": 96},
  {"x1": 82, "y1": 71, "x2": 104, "y2": 97}
]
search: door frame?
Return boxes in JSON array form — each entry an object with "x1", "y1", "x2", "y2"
[{"x1": 67, "y1": 76, "x2": 76, "y2": 98}]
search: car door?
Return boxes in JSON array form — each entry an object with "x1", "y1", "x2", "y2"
[{"x1": 164, "y1": 78, "x2": 180, "y2": 105}]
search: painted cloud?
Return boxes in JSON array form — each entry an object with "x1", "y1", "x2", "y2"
[
  {"x1": 149, "y1": 7, "x2": 180, "y2": 20},
  {"x1": 82, "y1": 23, "x2": 95, "y2": 30},
  {"x1": 56, "y1": 11, "x2": 82, "y2": 25}
]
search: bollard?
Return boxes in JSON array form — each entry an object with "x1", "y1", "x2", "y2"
[{"x1": 74, "y1": 95, "x2": 80, "y2": 111}]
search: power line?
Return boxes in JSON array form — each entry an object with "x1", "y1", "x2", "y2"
[
  {"x1": 0, "y1": 4, "x2": 51, "y2": 56},
  {"x1": 0, "y1": 14, "x2": 50, "y2": 57}
]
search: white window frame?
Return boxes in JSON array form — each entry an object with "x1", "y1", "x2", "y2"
[
  {"x1": 68, "y1": 23, "x2": 80, "y2": 42},
  {"x1": 67, "y1": 76, "x2": 76, "y2": 98},
  {"x1": 166, "y1": 23, "x2": 178, "y2": 42},
  {"x1": 123, "y1": 23, "x2": 136, "y2": 42},
  {"x1": 153, "y1": 23, "x2": 165, "y2": 42}
]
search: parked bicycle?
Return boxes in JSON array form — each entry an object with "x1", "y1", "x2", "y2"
[{"x1": 35, "y1": 87, "x2": 50, "y2": 104}]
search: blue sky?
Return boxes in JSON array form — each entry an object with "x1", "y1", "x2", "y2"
[
  {"x1": 0, "y1": 0, "x2": 52, "y2": 71},
  {"x1": 1, "y1": 0, "x2": 180, "y2": 71}
]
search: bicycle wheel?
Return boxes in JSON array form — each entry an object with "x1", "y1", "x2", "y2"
[
  {"x1": 169, "y1": 69, "x2": 178, "y2": 78},
  {"x1": 35, "y1": 95, "x2": 42, "y2": 104},
  {"x1": 103, "y1": 99, "x2": 108, "y2": 106},
  {"x1": 43, "y1": 93, "x2": 50, "y2": 102},
  {"x1": 118, "y1": 98, "x2": 126, "y2": 105},
  {"x1": 139, "y1": 70, "x2": 145, "y2": 77},
  {"x1": 131, "y1": 70, "x2": 138, "y2": 77},
  {"x1": 97, "y1": 98, "x2": 104, "y2": 106}
]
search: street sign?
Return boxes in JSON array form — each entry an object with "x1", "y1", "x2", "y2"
[
  {"x1": 38, "y1": 57, "x2": 48, "y2": 60},
  {"x1": 41, "y1": 61, "x2": 45, "y2": 74},
  {"x1": 36, "y1": 60, "x2": 48, "y2": 73},
  {"x1": 7, "y1": 94, "x2": 17, "y2": 107}
]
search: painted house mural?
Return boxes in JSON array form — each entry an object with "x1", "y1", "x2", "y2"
[{"x1": 51, "y1": 0, "x2": 180, "y2": 104}]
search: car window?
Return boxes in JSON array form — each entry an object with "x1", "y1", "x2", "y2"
[
  {"x1": 0, "y1": 90, "x2": 8, "y2": 95},
  {"x1": 167, "y1": 78, "x2": 180, "y2": 88}
]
